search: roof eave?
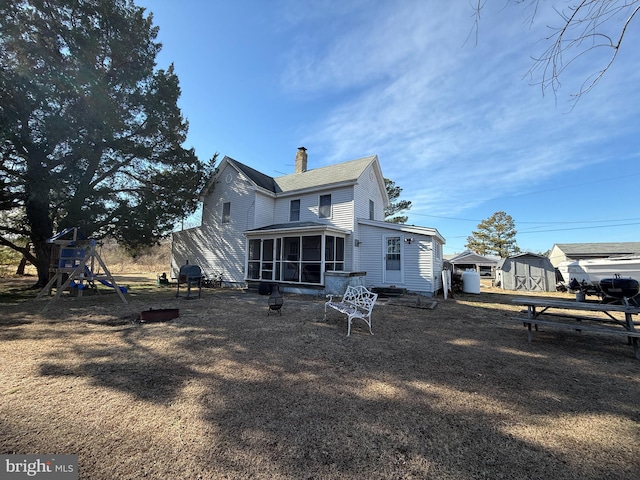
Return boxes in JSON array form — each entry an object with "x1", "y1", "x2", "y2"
[
  {"x1": 357, "y1": 219, "x2": 446, "y2": 244},
  {"x1": 244, "y1": 224, "x2": 351, "y2": 236},
  {"x1": 276, "y1": 179, "x2": 358, "y2": 197}
]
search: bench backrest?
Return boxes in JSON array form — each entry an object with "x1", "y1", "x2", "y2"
[{"x1": 343, "y1": 285, "x2": 378, "y2": 312}]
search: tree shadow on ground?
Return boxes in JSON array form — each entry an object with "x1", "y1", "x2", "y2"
[
  {"x1": 4, "y1": 287, "x2": 639, "y2": 478},
  {"x1": 155, "y1": 293, "x2": 640, "y2": 479}
]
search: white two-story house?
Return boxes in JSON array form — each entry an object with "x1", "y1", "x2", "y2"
[{"x1": 171, "y1": 148, "x2": 446, "y2": 296}]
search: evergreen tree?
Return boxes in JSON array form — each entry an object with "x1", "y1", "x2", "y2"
[
  {"x1": 466, "y1": 211, "x2": 520, "y2": 258},
  {"x1": 0, "y1": 0, "x2": 212, "y2": 286},
  {"x1": 384, "y1": 178, "x2": 412, "y2": 224}
]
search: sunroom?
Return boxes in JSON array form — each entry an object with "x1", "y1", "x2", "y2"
[{"x1": 244, "y1": 222, "x2": 351, "y2": 286}]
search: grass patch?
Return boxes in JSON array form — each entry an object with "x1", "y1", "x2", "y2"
[{"x1": 1, "y1": 276, "x2": 639, "y2": 479}]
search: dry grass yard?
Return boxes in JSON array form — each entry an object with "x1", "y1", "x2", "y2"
[{"x1": 1, "y1": 275, "x2": 639, "y2": 479}]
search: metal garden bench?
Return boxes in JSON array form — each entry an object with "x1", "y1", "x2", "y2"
[{"x1": 324, "y1": 285, "x2": 378, "y2": 336}]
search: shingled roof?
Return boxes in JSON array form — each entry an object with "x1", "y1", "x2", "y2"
[
  {"x1": 274, "y1": 156, "x2": 377, "y2": 194},
  {"x1": 554, "y1": 242, "x2": 640, "y2": 257},
  {"x1": 201, "y1": 154, "x2": 380, "y2": 198}
]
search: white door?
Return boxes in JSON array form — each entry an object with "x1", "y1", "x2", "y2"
[{"x1": 383, "y1": 235, "x2": 402, "y2": 284}]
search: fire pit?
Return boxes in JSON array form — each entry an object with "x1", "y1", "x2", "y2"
[
  {"x1": 140, "y1": 308, "x2": 179, "y2": 322},
  {"x1": 268, "y1": 284, "x2": 283, "y2": 315}
]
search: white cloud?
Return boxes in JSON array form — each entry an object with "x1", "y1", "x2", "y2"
[{"x1": 277, "y1": 0, "x2": 640, "y2": 230}]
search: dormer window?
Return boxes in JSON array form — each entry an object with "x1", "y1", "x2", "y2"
[
  {"x1": 290, "y1": 199, "x2": 300, "y2": 221},
  {"x1": 319, "y1": 194, "x2": 331, "y2": 219}
]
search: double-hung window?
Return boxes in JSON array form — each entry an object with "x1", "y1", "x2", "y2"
[
  {"x1": 290, "y1": 199, "x2": 300, "y2": 221},
  {"x1": 319, "y1": 194, "x2": 331, "y2": 219},
  {"x1": 222, "y1": 202, "x2": 231, "y2": 224}
]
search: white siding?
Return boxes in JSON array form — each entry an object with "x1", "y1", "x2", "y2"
[
  {"x1": 171, "y1": 227, "x2": 209, "y2": 278},
  {"x1": 201, "y1": 163, "x2": 259, "y2": 230},
  {"x1": 253, "y1": 191, "x2": 275, "y2": 229},
  {"x1": 326, "y1": 186, "x2": 355, "y2": 230},
  {"x1": 274, "y1": 196, "x2": 287, "y2": 223},
  {"x1": 357, "y1": 225, "x2": 384, "y2": 286},
  {"x1": 171, "y1": 164, "x2": 258, "y2": 284},
  {"x1": 172, "y1": 224, "x2": 246, "y2": 285},
  {"x1": 353, "y1": 165, "x2": 386, "y2": 222},
  {"x1": 352, "y1": 165, "x2": 385, "y2": 271},
  {"x1": 356, "y1": 222, "x2": 441, "y2": 295},
  {"x1": 272, "y1": 196, "x2": 313, "y2": 223},
  {"x1": 548, "y1": 245, "x2": 567, "y2": 267},
  {"x1": 273, "y1": 186, "x2": 355, "y2": 230}
]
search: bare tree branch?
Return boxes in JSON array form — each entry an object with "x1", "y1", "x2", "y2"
[
  {"x1": 0, "y1": 234, "x2": 36, "y2": 265},
  {"x1": 473, "y1": 1, "x2": 640, "y2": 103}
]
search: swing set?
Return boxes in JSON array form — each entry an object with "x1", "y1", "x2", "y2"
[{"x1": 37, "y1": 227, "x2": 128, "y2": 305}]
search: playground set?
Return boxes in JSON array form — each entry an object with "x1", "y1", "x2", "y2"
[{"x1": 37, "y1": 227, "x2": 128, "y2": 304}]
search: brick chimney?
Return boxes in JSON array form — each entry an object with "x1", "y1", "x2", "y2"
[{"x1": 295, "y1": 147, "x2": 307, "y2": 173}]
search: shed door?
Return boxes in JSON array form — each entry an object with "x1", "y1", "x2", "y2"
[
  {"x1": 514, "y1": 260, "x2": 545, "y2": 291},
  {"x1": 383, "y1": 236, "x2": 402, "y2": 284}
]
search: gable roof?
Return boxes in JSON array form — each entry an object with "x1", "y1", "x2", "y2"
[
  {"x1": 199, "y1": 156, "x2": 276, "y2": 198},
  {"x1": 507, "y1": 252, "x2": 548, "y2": 259},
  {"x1": 200, "y1": 154, "x2": 386, "y2": 201},
  {"x1": 553, "y1": 242, "x2": 640, "y2": 257},
  {"x1": 448, "y1": 250, "x2": 499, "y2": 265},
  {"x1": 228, "y1": 157, "x2": 277, "y2": 192},
  {"x1": 497, "y1": 252, "x2": 553, "y2": 269},
  {"x1": 274, "y1": 156, "x2": 378, "y2": 194}
]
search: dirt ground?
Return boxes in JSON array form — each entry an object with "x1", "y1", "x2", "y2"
[{"x1": 1, "y1": 276, "x2": 639, "y2": 479}]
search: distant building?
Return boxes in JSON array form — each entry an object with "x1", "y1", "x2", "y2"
[
  {"x1": 496, "y1": 253, "x2": 556, "y2": 292},
  {"x1": 548, "y1": 242, "x2": 640, "y2": 268},
  {"x1": 445, "y1": 250, "x2": 499, "y2": 277}
]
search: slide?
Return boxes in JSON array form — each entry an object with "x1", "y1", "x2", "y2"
[
  {"x1": 69, "y1": 280, "x2": 89, "y2": 290},
  {"x1": 83, "y1": 266, "x2": 128, "y2": 294},
  {"x1": 96, "y1": 277, "x2": 128, "y2": 294}
]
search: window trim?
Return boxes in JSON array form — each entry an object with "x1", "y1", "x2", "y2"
[
  {"x1": 222, "y1": 202, "x2": 231, "y2": 224},
  {"x1": 319, "y1": 194, "x2": 332, "y2": 219},
  {"x1": 289, "y1": 199, "x2": 300, "y2": 222},
  {"x1": 245, "y1": 233, "x2": 345, "y2": 284}
]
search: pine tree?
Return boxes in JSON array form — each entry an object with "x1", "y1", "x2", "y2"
[
  {"x1": 384, "y1": 178, "x2": 412, "y2": 224},
  {"x1": 466, "y1": 211, "x2": 520, "y2": 258}
]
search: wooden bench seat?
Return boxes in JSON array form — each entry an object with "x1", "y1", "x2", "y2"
[
  {"x1": 511, "y1": 298, "x2": 640, "y2": 359},
  {"x1": 510, "y1": 316, "x2": 640, "y2": 336}
]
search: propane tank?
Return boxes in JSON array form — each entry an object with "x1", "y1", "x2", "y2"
[{"x1": 461, "y1": 270, "x2": 481, "y2": 294}]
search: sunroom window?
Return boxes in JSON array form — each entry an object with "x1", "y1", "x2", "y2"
[
  {"x1": 325, "y1": 236, "x2": 345, "y2": 271},
  {"x1": 246, "y1": 234, "x2": 345, "y2": 284}
]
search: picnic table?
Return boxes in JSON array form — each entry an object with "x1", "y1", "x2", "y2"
[{"x1": 510, "y1": 297, "x2": 640, "y2": 360}]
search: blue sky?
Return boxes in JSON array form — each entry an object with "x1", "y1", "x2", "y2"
[{"x1": 137, "y1": 0, "x2": 640, "y2": 255}]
